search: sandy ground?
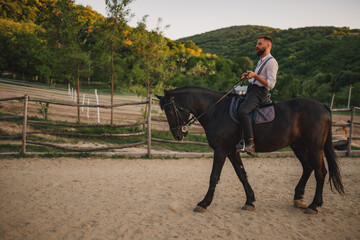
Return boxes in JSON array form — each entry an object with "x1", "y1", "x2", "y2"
[{"x1": 0, "y1": 157, "x2": 359, "y2": 240}]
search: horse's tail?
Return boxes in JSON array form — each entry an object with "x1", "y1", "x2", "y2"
[{"x1": 324, "y1": 105, "x2": 345, "y2": 194}]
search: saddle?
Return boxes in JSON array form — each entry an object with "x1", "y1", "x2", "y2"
[{"x1": 230, "y1": 94, "x2": 275, "y2": 124}]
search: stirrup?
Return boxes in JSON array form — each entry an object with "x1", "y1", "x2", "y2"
[{"x1": 236, "y1": 139, "x2": 246, "y2": 152}]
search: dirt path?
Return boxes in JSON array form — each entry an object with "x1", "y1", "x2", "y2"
[{"x1": 0, "y1": 157, "x2": 359, "y2": 240}]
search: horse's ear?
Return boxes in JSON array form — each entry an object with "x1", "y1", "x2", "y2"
[
  {"x1": 154, "y1": 94, "x2": 163, "y2": 100},
  {"x1": 156, "y1": 93, "x2": 165, "y2": 110},
  {"x1": 164, "y1": 90, "x2": 171, "y2": 99}
]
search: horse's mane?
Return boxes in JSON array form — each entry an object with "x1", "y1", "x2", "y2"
[{"x1": 170, "y1": 86, "x2": 227, "y2": 98}]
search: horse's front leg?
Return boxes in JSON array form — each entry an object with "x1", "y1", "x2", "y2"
[
  {"x1": 228, "y1": 151, "x2": 256, "y2": 211},
  {"x1": 194, "y1": 150, "x2": 226, "y2": 213}
]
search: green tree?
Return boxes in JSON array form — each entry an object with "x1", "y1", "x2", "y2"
[
  {"x1": 102, "y1": 0, "x2": 133, "y2": 124},
  {"x1": 129, "y1": 17, "x2": 176, "y2": 98},
  {"x1": 0, "y1": 0, "x2": 38, "y2": 22},
  {"x1": 43, "y1": 0, "x2": 90, "y2": 121},
  {"x1": 0, "y1": 19, "x2": 51, "y2": 82}
]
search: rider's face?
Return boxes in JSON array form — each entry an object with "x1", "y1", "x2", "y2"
[{"x1": 256, "y1": 38, "x2": 268, "y2": 56}]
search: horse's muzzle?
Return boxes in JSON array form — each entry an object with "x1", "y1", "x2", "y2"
[
  {"x1": 172, "y1": 128, "x2": 188, "y2": 141},
  {"x1": 174, "y1": 131, "x2": 188, "y2": 141},
  {"x1": 175, "y1": 134, "x2": 184, "y2": 141},
  {"x1": 171, "y1": 125, "x2": 189, "y2": 141}
]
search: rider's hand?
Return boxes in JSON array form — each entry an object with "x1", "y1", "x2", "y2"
[
  {"x1": 246, "y1": 71, "x2": 256, "y2": 79},
  {"x1": 241, "y1": 71, "x2": 255, "y2": 80},
  {"x1": 241, "y1": 72, "x2": 248, "y2": 80}
]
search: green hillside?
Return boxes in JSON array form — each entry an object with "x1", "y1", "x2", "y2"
[
  {"x1": 179, "y1": 25, "x2": 360, "y2": 106},
  {"x1": 1, "y1": 1, "x2": 359, "y2": 107},
  {"x1": 179, "y1": 25, "x2": 279, "y2": 58}
]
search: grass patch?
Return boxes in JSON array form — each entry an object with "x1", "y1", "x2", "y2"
[
  {"x1": 332, "y1": 111, "x2": 360, "y2": 117},
  {"x1": 352, "y1": 145, "x2": 360, "y2": 151},
  {"x1": 0, "y1": 112, "x2": 23, "y2": 124},
  {"x1": 0, "y1": 128, "x2": 10, "y2": 136},
  {"x1": 151, "y1": 131, "x2": 211, "y2": 152},
  {"x1": 0, "y1": 144, "x2": 62, "y2": 153},
  {"x1": 151, "y1": 140, "x2": 211, "y2": 152},
  {"x1": 277, "y1": 146, "x2": 293, "y2": 152}
]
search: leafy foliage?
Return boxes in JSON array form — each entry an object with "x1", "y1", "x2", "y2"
[
  {"x1": 180, "y1": 25, "x2": 360, "y2": 106},
  {"x1": 1, "y1": 1, "x2": 359, "y2": 107}
]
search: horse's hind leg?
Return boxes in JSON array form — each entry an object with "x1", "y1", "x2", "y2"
[
  {"x1": 228, "y1": 151, "x2": 255, "y2": 211},
  {"x1": 194, "y1": 150, "x2": 226, "y2": 213},
  {"x1": 306, "y1": 150, "x2": 327, "y2": 214},
  {"x1": 291, "y1": 144, "x2": 313, "y2": 209}
]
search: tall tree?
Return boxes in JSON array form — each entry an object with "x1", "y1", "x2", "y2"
[
  {"x1": 103, "y1": 0, "x2": 133, "y2": 124},
  {"x1": 130, "y1": 17, "x2": 176, "y2": 98},
  {"x1": 43, "y1": 0, "x2": 90, "y2": 122}
]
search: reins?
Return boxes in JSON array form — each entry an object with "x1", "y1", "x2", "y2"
[
  {"x1": 164, "y1": 72, "x2": 250, "y2": 131},
  {"x1": 185, "y1": 72, "x2": 250, "y2": 127}
]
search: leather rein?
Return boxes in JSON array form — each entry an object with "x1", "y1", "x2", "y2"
[{"x1": 162, "y1": 72, "x2": 250, "y2": 133}]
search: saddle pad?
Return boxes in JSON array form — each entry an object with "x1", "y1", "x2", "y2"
[
  {"x1": 230, "y1": 96, "x2": 275, "y2": 124},
  {"x1": 252, "y1": 104, "x2": 275, "y2": 123}
]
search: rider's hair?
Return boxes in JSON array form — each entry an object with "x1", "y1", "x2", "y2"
[{"x1": 258, "y1": 35, "x2": 273, "y2": 45}]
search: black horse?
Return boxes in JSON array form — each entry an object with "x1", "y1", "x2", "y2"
[{"x1": 156, "y1": 86, "x2": 344, "y2": 214}]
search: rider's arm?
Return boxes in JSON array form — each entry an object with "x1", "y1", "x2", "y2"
[
  {"x1": 264, "y1": 60, "x2": 278, "y2": 90},
  {"x1": 242, "y1": 59, "x2": 278, "y2": 90}
]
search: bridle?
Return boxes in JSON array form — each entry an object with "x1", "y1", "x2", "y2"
[{"x1": 162, "y1": 97, "x2": 193, "y2": 133}]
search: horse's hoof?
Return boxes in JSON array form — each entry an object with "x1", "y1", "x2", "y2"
[
  {"x1": 242, "y1": 205, "x2": 255, "y2": 211},
  {"x1": 294, "y1": 199, "x2": 307, "y2": 209},
  {"x1": 194, "y1": 206, "x2": 207, "y2": 213},
  {"x1": 304, "y1": 207, "x2": 318, "y2": 214}
]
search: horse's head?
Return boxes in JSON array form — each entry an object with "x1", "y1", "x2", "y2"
[{"x1": 156, "y1": 90, "x2": 190, "y2": 141}]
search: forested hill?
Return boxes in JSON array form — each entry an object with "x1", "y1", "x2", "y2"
[
  {"x1": 179, "y1": 25, "x2": 360, "y2": 65},
  {"x1": 179, "y1": 25, "x2": 279, "y2": 58},
  {"x1": 179, "y1": 25, "x2": 360, "y2": 106},
  {"x1": 1, "y1": 1, "x2": 360, "y2": 106},
  {"x1": 179, "y1": 25, "x2": 360, "y2": 74}
]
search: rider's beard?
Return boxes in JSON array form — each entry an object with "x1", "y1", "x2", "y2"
[{"x1": 256, "y1": 48, "x2": 265, "y2": 56}]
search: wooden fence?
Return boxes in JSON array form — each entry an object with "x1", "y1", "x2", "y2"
[
  {"x1": 332, "y1": 107, "x2": 360, "y2": 156},
  {"x1": 1, "y1": 95, "x2": 359, "y2": 156},
  {"x1": 0, "y1": 95, "x2": 208, "y2": 157},
  {"x1": 0, "y1": 96, "x2": 28, "y2": 154},
  {"x1": 0, "y1": 95, "x2": 151, "y2": 156}
]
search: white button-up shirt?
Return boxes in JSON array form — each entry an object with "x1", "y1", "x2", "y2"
[{"x1": 249, "y1": 53, "x2": 278, "y2": 90}]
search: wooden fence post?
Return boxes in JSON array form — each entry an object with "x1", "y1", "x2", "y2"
[
  {"x1": 347, "y1": 106, "x2": 355, "y2": 156},
  {"x1": 95, "y1": 89, "x2": 100, "y2": 123},
  {"x1": 330, "y1": 93, "x2": 335, "y2": 109},
  {"x1": 147, "y1": 96, "x2": 152, "y2": 158},
  {"x1": 21, "y1": 95, "x2": 28, "y2": 154}
]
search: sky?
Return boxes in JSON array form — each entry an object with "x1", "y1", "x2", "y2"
[{"x1": 75, "y1": 0, "x2": 360, "y2": 40}]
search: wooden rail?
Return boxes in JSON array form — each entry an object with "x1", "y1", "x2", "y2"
[
  {"x1": 28, "y1": 97, "x2": 148, "y2": 108},
  {"x1": 27, "y1": 120, "x2": 146, "y2": 128},
  {"x1": 26, "y1": 140, "x2": 147, "y2": 152},
  {"x1": 0, "y1": 96, "x2": 25, "y2": 101},
  {"x1": 1, "y1": 94, "x2": 358, "y2": 157},
  {"x1": 0, "y1": 136, "x2": 22, "y2": 140},
  {"x1": 332, "y1": 107, "x2": 359, "y2": 156},
  {"x1": 0, "y1": 116, "x2": 24, "y2": 120},
  {"x1": 152, "y1": 138, "x2": 209, "y2": 146},
  {"x1": 27, "y1": 131, "x2": 146, "y2": 137}
]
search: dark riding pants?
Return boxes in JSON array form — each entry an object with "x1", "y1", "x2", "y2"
[{"x1": 237, "y1": 84, "x2": 268, "y2": 141}]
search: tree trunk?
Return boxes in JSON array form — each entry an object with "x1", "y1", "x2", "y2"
[
  {"x1": 111, "y1": 44, "x2": 114, "y2": 124},
  {"x1": 77, "y1": 62, "x2": 81, "y2": 122},
  {"x1": 144, "y1": 76, "x2": 150, "y2": 123}
]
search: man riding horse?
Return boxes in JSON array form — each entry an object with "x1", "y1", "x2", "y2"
[
  {"x1": 237, "y1": 36, "x2": 278, "y2": 156},
  {"x1": 157, "y1": 36, "x2": 344, "y2": 214}
]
